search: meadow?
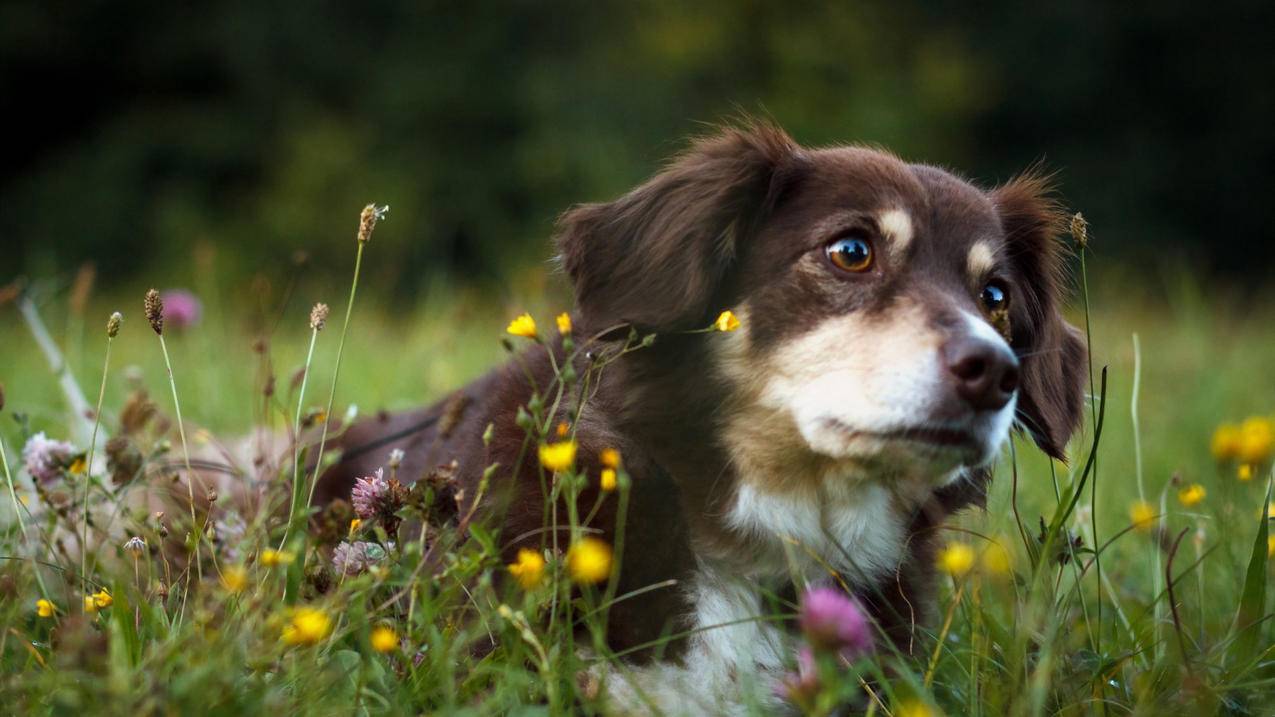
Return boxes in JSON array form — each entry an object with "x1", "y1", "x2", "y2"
[{"x1": 1, "y1": 212, "x2": 1273, "y2": 716}]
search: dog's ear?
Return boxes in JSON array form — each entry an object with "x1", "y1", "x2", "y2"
[
  {"x1": 993, "y1": 173, "x2": 1088, "y2": 460},
  {"x1": 556, "y1": 123, "x2": 801, "y2": 331}
]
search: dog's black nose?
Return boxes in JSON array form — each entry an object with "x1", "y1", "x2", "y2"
[{"x1": 943, "y1": 338, "x2": 1020, "y2": 412}]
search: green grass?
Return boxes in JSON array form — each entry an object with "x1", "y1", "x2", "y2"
[{"x1": 1, "y1": 257, "x2": 1273, "y2": 715}]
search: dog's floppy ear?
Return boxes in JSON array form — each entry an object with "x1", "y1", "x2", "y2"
[
  {"x1": 556, "y1": 123, "x2": 800, "y2": 331},
  {"x1": 994, "y1": 173, "x2": 1088, "y2": 460}
]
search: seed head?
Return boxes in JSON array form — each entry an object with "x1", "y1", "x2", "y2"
[
  {"x1": 309, "y1": 303, "x2": 330, "y2": 331},
  {"x1": 358, "y1": 204, "x2": 389, "y2": 244},
  {"x1": 106, "y1": 311, "x2": 123, "y2": 338},
  {"x1": 123, "y1": 536, "x2": 146, "y2": 556},
  {"x1": 1070, "y1": 213, "x2": 1089, "y2": 249},
  {"x1": 144, "y1": 289, "x2": 164, "y2": 335}
]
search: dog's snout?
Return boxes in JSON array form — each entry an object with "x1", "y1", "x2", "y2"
[{"x1": 943, "y1": 337, "x2": 1020, "y2": 412}]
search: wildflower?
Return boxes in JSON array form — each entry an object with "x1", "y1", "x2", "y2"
[
  {"x1": 350, "y1": 468, "x2": 407, "y2": 523},
  {"x1": 1238, "y1": 416, "x2": 1273, "y2": 464},
  {"x1": 937, "y1": 542, "x2": 976, "y2": 576},
  {"x1": 370, "y1": 625, "x2": 398, "y2": 653},
  {"x1": 776, "y1": 646, "x2": 819, "y2": 707},
  {"x1": 1129, "y1": 501, "x2": 1156, "y2": 531},
  {"x1": 220, "y1": 566, "x2": 249, "y2": 593},
  {"x1": 506, "y1": 313, "x2": 537, "y2": 339},
  {"x1": 1211, "y1": 423, "x2": 1242, "y2": 461},
  {"x1": 896, "y1": 699, "x2": 939, "y2": 717},
  {"x1": 556, "y1": 421, "x2": 570, "y2": 438},
  {"x1": 566, "y1": 537, "x2": 613, "y2": 585},
  {"x1": 507, "y1": 548, "x2": 546, "y2": 589},
  {"x1": 981, "y1": 541, "x2": 1013, "y2": 576},
  {"x1": 309, "y1": 303, "x2": 329, "y2": 331},
  {"x1": 282, "y1": 606, "x2": 332, "y2": 646},
  {"x1": 357, "y1": 204, "x2": 389, "y2": 244},
  {"x1": 714, "y1": 310, "x2": 741, "y2": 332},
  {"x1": 21, "y1": 432, "x2": 76, "y2": 484},
  {"x1": 144, "y1": 288, "x2": 164, "y2": 335},
  {"x1": 1238, "y1": 464, "x2": 1255, "y2": 481},
  {"x1": 539, "y1": 441, "x2": 577, "y2": 472},
  {"x1": 556, "y1": 312, "x2": 572, "y2": 335},
  {"x1": 261, "y1": 549, "x2": 295, "y2": 567},
  {"x1": 68, "y1": 456, "x2": 86, "y2": 474},
  {"x1": 798, "y1": 587, "x2": 873, "y2": 657},
  {"x1": 332, "y1": 540, "x2": 391, "y2": 576},
  {"x1": 600, "y1": 468, "x2": 618, "y2": 492},
  {"x1": 84, "y1": 595, "x2": 98, "y2": 613},
  {"x1": 123, "y1": 536, "x2": 146, "y2": 557},
  {"x1": 388, "y1": 448, "x2": 405, "y2": 470},
  {"x1": 1178, "y1": 483, "x2": 1207, "y2": 507},
  {"x1": 159, "y1": 289, "x2": 202, "y2": 329},
  {"x1": 90, "y1": 589, "x2": 112, "y2": 609},
  {"x1": 36, "y1": 599, "x2": 56, "y2": 618},
  {"x1": 349, "y1": 518, "x2": 362, "y2": 536},
  {"x1": 600, "y1": 448, "x2": 621, "y2": 469},
  {"x1": 106, "y1": 311, "x2": 122, "y2": 338}
]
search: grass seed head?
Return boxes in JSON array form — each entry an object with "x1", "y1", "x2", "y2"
[
  {"x1": 106, "y1": 311, "x2": 122, "y2": 338},
  {"x1": 310, "y1": 302, "x2": 329, "y2": 331},
  {"x1": 1071, "y1": 212, "x2": 1089, "y2": 248},
  {"x1": 144, "y1": 289, "x2": 164, "y2": 335},
  {"x1": 358, "y1": 204, "x2": 389, "y2": 244}
]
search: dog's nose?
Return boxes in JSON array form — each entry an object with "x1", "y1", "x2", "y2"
[{"x1": 943, "y1": 337, "x2": 1020, "y2": 412}]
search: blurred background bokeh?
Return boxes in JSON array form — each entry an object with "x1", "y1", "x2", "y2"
[{"x1": 4, "y1": 0, "x2": 1274, "y2": 301}]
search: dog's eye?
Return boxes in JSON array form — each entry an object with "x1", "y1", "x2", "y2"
[
  {"x1": 826, "y1": 232, "x2": 874, "y2": 273},
  {"x1": 980, "y1": 281, "x2": 1009, "y2": 312}
]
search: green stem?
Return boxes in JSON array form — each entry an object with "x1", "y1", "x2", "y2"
[
  {"x1": 279, "y1": 327, "x2": 319, "y2": 549},
  {"x1": 80, "y1": 336, "x2": 113, "y2": 595},
  {"x1": 159, "y1": 333, "x2": 203, "y2": 583}
]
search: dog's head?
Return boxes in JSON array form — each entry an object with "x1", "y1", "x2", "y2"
[{"x1": 558, "y1": 123, "x2": 1086, "y2": 492}]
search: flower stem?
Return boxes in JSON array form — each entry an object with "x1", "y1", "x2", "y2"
[
  {"x1": 80, "y1": 335, "x2": 113, "y2": 598},
  {"x1": 279, "y1": 327, "x2": 319, "y2": 549},
  {"x1": 158, "y1": 333, "x2": 203, "y2": 583}
]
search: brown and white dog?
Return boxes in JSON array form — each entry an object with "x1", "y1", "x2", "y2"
[{"x1": 315, "y1": 122, "x2": 1087, "y2": 712}]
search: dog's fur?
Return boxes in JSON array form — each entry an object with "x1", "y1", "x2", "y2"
[{"x1": 315, "y1": 123, "x2": 1087, "y2": 713}]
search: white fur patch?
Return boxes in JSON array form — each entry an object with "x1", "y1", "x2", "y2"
[
  {"x1": 879, "y1": 208, "x2": 914, "y2": 256},
  {"x1": 967, "y1": 240, "x2": 995, "y2": 279}
]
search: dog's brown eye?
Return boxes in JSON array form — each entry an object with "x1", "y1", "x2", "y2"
[
  {"x1": 980, "y1": 282, "x2": 1009, "y2": 312},
  {"x1": 826, "y1": 233, "x2": 874, "y2": 273}
]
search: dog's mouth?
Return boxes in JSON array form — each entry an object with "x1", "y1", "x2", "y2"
[{"x1": 820, "y1": 418, "x2": 985, "y2": 461}]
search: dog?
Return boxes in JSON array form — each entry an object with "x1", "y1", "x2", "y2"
[{"x1": 314, "y1": 122, "x2": 1087, "y2": 713}]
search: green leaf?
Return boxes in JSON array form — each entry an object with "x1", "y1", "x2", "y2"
[{"x1": 1229, "y1": 482, "x2": 1270, "y2": 669}]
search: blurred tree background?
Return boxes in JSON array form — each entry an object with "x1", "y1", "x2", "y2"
[{"x1": 2, "y1": 0, "x2": 1272, "y2": 300}]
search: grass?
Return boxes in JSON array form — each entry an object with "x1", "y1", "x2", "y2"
[{"x1": 1, "y1": 238, "x2": 1273, "y2": 715}]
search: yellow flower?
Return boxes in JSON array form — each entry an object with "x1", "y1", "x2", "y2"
[
  {"x1": 714, "y1": 310, "x2": 741, "y2": 332},
  {"x1": 895, "y1": 699, "x2": 939, "y2": 717},
  {"x1": 261, "y1": 549, "x2": 295, "y2": 567},
  {"x1": 507, "y1": 548, "x2": 546, "y2": 590},
  {"x1": 1238, "y1": 416, "x2": 1273, "y2": 464},
  {"x1": 36, "y1": 599, "x2": 56, "y2": 618},
  {"x1": 556, "y1": 421, "x2": 571, "y2": 438},
  {"x1": 599, "y1": 448, "x2": 621, "y2": 469},
  {"x1": 1211, "y1": 423, "x2": 1242, "y2": 462},
  {"x1": 84, "y1": 595, "x2": 98, "y2": 614},
  {"x1": 506, "y1": 313, "x2": 538, "y2": 339},
  {"x1": 937, "y1": 542, "x2": 975, "y2": 577},
  {"x1": 1238, "y1": 464, "x2": 1255, "y2": 481},
  {"x1": 281, "y1": 606, "x2": 332, "y2": 646},
  {"x1": 1178, "y1": 483, "x2": 1207, "y2": 508},
  {"x1": 221, "y1": 566, "x2": 249, "y2": 593},
  {"x1": 600, "y1": 468, "x2": 618, "y2": 492},
  {"x1": 349, "y1": 518, "x2": 362, "y2": 536},
  {"x1": 69, "y1": 457, "x2": 87, "y2": 474},
  {"x1": 1129, "y1": 501, "x2": 1156, "y2": 531},
  {"x1": 370, "y1": 625, "x2": 399, "y2": 653},
  {"x1": 566, "y1": 537, "x2": 613, "y2": 585},
  {"x1": 980, "y1": 542, "x2": 1012, "y2": 576},
  {"x1": 91, "y1": 589, "x2": 112, "y2": 609},
  {"x1": 556, "y1": 312, "x2": 572, "y2": 335},
  {"x1": 539, "y1": 441, "x2": 577, "y2": 472}
]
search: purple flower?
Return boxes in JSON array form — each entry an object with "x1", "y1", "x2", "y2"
[
  {"x1": 332, "y1": 540, "x2": 392, "y2": 576},
  {"x1": 159, "y1": 289, "x2": 202, "y2": 329},
  {"x1": 775, "y1": 646, "x2": 819, "y2": 705},
  {"x1": 799, "y1": 586, "x2": 873, "y2": 658},
  {"x1": 351, "y1": 469, "x2": 389, "y2": 520},
  {"x1": 22, "y1": 432, "x2": 77, "y2": 484}
]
